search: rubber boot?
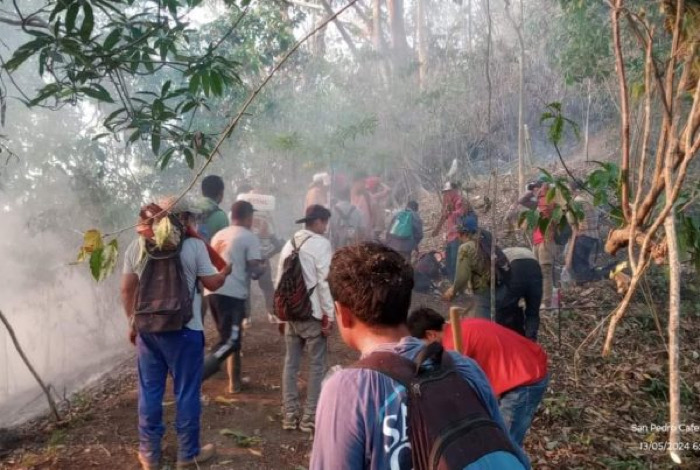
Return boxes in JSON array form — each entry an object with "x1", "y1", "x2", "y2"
[{"x1": 228, "y1": 350, "x2": 243, "y2": 394}]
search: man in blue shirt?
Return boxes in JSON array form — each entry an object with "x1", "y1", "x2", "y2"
[{"x1": 311, "y1": 242, "x2": 530, "y2": 470}]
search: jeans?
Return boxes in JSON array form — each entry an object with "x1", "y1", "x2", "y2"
[
  {"x1": 534, "y1": 240, "x2": 555, "y2": 307},
  {"x1": 498, "y1": 259, "x2": 543, "y2": 341},
  {"x1": 137, "y1": 329, "x2": 204, "y2": 463},
  {"x1": 445, "y1": 239, "x2": 461, "y2": 282},
  {"x1": 499, "y1": 374, "x2": 549, "y2": 447},
  {"x1": 283, "y1": 318, "x2": 327, "y2": 418}
]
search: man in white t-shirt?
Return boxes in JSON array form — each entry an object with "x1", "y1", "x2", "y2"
[
  {"x1": 121, "y1": 197, "x2": 231, "y2": 470},
  {"x1": 205, "y1": 200, "x2": 264, "y2": 393}
]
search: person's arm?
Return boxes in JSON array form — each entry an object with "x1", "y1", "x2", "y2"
[
  {"x1": 314, "y1": 239, "x2": 335, "y2": 322},
  {"x1": 120, "y1": 273, "x2": 139, "y2": 344},
  {"x1": 518, "y1": 190, "x2": 537, "y2": 210},
  {"x1": 310, "y1": 372, "x2": 367, "y2": 470},
  {"x1": 192, "y1": 238, "x2": 231, "y2": 291},
  {"x1": 414, "y1": 216, "x2": 424, "y2": 245},
  {"x1": 452, "y1": 354, "x2": 532, "y2": 469},
  {"x1": 246, "y1": 235, "x2": 265, "y2": 280}
]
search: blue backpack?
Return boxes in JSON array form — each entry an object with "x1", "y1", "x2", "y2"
[{"x1": 389, "y1": 210, "x2": 414, "y2": 239}]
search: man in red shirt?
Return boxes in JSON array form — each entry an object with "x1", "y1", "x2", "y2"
[{"x1": 407, "y1": 308, "x2": 549, "y2": 446}]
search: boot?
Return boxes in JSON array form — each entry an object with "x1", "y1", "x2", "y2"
[{"x1": 227, "y1": 350, "x2": 243, "y2": 394}]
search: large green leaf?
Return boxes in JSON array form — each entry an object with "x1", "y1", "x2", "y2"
[{"x1": 80, "y1": 2, "x2": 94, "y2": 41}]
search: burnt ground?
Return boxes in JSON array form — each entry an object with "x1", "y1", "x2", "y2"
[{"x1": 1, "y1": 281, "x2": 700, "y2": 470}]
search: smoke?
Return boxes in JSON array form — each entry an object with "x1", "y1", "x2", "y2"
[{"x1": 0, "y1": 180, "x2": 128, "y2": 426}]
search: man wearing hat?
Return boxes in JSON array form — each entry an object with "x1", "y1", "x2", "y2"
[
  {"x1": 275, "y1": 204, "x2": 334, "y2": 433},
  {"x1": 122, "y1": 196, "x2": 232, "y2": 469},
  {"x1": 442, "y1": 214, "x2": 499, "y2": 319}
]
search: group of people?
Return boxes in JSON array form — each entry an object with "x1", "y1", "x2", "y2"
[
  {"x1": 305, "y1": 171, "x2": 425, "y2": 260},
  {"x1": 120, "y1": 173, "x2": 560, "y2": 470}
]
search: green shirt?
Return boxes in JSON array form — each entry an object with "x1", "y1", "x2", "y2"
[
  {"x1": 202, "y1": 197, "x2": 229, "y2": 239},
  {"x1": 453, "y1": 238, "x2": 490, "y2": 294}
]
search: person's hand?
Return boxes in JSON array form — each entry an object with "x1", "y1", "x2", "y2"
[
  {"x1": 128, "y1": 324, "x2": 138, "y2": 346},
  {"x1": 222, "y1": 263, "x2": 233, "y2": 276},
  {"x1": 442, "y1": 286, "x2": 455, "y2": 302},
  {"x1": 321, "y1": 315, "x2": 333, "y2": 337}
]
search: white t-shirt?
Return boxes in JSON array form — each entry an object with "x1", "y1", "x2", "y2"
[
  {"x1": 123, "y1": 237, "x2": 218, "y2": 331},
  {"x1": 206, "y1": 225, "x2": 261, "y2": 299}
]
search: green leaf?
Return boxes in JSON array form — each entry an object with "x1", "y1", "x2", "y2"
[
  {"x1": 151, "y1": 125, "x2": 161, "y2": 154},
  {"x1": 89, "y1": 247, "x2": 104, "y2": 281},
  {"x1": 65, "y1": 2, "x2": 80, "y2": 33},
  {"x1": 161, "y1": 80, "x2": 171, "y2": 97},
  {"x1": 80, "y1": 2, "x2": 94, "y2": 41},
  {"x1": 158, "y1": 147, "x2": 176, "y2": 169},
  {"x1": 103, "y1": 28, "x2": 122, "y2": 50},
  {"x1": 210, "y1": 71, "x2": 223, "y2": 96},
  {"x1": 188, "y1": 74, "x2": 200, "y2": 95},
  {"x1": 184, "y1": 147, "x2": 194, "y2": 168},
  {"x1": 80, "y1": 84, "x2": 114, "y2": 103},
  {"x1": 201, "y1": 70, "x2": 211, "y2": 97}
]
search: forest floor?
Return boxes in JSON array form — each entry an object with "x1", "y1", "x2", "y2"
[{"x1": 1, "y1": 278, "x2": 699, "y2": 470}]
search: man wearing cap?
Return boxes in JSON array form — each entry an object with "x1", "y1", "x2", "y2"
[
  {"x1": 206, "y1": 200, "x2": 265, "y2": 394},
  {"x1": 121, "y1": 196, "x2": 232, "y2": 469},
  {"x1": 442, "y1": 214, "x2": 500, "y2": 319},
  {"x1": 432, "y1": 182, "x2": 474, "y2": 281},
  {"x1": 275, "y1": 204, "x2": 334, "y2": 433}
]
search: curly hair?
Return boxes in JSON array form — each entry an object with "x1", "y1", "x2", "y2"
[{"x1": 328, "y1": 242, "x2": 414, "y2": 327}]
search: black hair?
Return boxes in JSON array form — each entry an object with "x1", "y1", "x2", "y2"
[
  {"x1": 329, "y1": 243, "x2": 414, "y2": 327},
  {"x1": 407, "y1": 200, "x2": 419, "y2": 212},
  {"x1": 202, "y1": 175, "x2": 225, "y2": 199},
  {"x1": 407, "y1": 307, "x2": 446, "y2": 339},
  {"x1": 231, "y1": 200, "x2": 254, "y2": 220}
]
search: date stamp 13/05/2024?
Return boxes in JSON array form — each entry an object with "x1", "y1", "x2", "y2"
[{"x1": 631, "y1": 423, "x2": 700, "y2": 453}]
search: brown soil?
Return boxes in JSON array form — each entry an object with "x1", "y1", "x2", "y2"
[{"x1": 2, "y1": 285, "x2": 700, "y2": 470}]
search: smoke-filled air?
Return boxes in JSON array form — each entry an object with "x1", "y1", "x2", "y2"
[{"x1": 1, "y1": 0, "x2": 699, "y2": 469}]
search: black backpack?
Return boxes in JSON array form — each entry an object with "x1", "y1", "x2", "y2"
[
  {"x1": 476, "y1": 230, "x2": 511, "y2": 286},
  {"x1": 273, "y1": 237, "x2": 315, "y2": 322},
  {"x1": 134, "y1": 221, "x2": 194, "y2": 333},
  {"x1": 355, "y1": 342, "x2": 525, "y2": 470}
]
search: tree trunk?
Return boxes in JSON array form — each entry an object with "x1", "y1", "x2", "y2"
[
  {"x1": 416, "y1": 0, "x2": 429, "y2": 90},
  {"x1": 386, "y1": 0, "x2": 409, "y2": 57},
  {"x1": 585, "y1": 78, "x2": 592, "y2": 161},
  {"x1": 467, "y1": 0, "x2": 473, "y2": 55},
  {"x1": 664, "y1": 211, "x2": 682, "y2": 464},
  {"x1": 319, "y1": 0, "x2": 359, "y2": 58},
  {"x1": 371, "y1": 0, "x2": 383, "y2": 51}
]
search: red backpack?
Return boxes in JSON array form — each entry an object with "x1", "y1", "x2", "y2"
[{"x1": 273, "y1": 237, "x2": 315, "y2": 322}]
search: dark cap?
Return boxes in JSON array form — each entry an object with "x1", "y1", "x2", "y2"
[
  {"x1": 231, "y1": 200, "x2": 255, "y2": 220},
  {"x1": 456, "y1": 213, "x2": 478, "y2": 234},
  {"x1": 295, "y1": 204, "x2": 331, "y2": 224}
]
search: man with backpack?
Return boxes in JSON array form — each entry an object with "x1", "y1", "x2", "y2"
[
  {"x1": 385, "y1": 200, "x2": 423, "y2": 261},
  {"x1": 330, "y1": 187, "x2": 367, "y2": 249},
  {"x1": 407, "y1": 308, "x2": 549, "y2": 448},
  {"x1": 275, "y1": 204, "x2": 334, "y2": 433},
  {"x1": 499, "y1": 247, "x2": 543, "y2": 341},
  {"x1": 121, "y1": 196, "x2": 232, "y2": 470},
  {"x1": 204, "y1": 200, "x2": 265, "y2": 393},
  {"x1": 199, "y1": 175, "x2": 229, "y2": 243},
  {"x1": 311, "y1": 243, "x2": 529, "y2": 470},
  {"x1": 442, "y1": 214, "x2": 510, "y2": 319}
]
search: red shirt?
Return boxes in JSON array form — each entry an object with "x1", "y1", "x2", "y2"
[
  {"x1": 442, "y1": 318, "x2": 548, "y2": 396},
  {"x1": 442, "y1": 190, "x2": 465, "y2": 243}
]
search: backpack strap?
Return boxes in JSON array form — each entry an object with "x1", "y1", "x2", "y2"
[
  {"x1": 291, "y1": 235, "x2": 313, "y2": 252},
  {"x1": 353, "y1": 351, "x2": 416, "y2": 389}
]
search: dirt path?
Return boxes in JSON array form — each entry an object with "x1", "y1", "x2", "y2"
[{"x1": 2, "y1": 284, "x2": 700, "y2": 469}]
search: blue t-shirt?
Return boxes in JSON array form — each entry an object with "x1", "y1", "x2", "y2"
[{"x1": 310, "y1": 336, "x2": 531, "y2": 470}]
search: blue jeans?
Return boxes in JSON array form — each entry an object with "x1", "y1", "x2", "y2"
[
  {"x1": 499, "y1": 374, "x2": 549, "y2": 447},
  {"x1": 137, "y1": 328, "x2": 204, "y2": 463},
  {"x1": 445, "y1": 239, "x2": 461, "y2": 282}
]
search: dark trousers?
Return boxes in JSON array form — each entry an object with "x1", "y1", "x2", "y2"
[
  {"x1": 137, "y1": 329, "x2": 204, "y2": 462},
  {"x1": 572, "y1": 236, "x2": 617, "y2": 283},
  {"x1": 498, "y1": 259, "x2": 543, "y2": 341},
  {"x1": 445, "y1": 239, "x2": 461, "y2": 282},
  {"x1": 204, "y1": 295, "x2": 246, "y2": 382}
]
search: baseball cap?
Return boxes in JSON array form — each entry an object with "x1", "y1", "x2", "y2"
[
  {"x1": 295, "y1": 204, "x2": 331, "y2": 224},
  {"x1": 456, "y1": 214, "x2": 479, "y2": 234}
]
